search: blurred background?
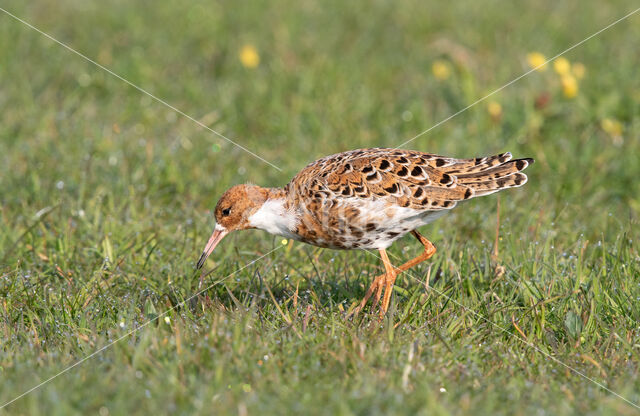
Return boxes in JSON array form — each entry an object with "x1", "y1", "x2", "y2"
[{"x1": 1, "y1": 0, "x2": 639, "y2": 414}]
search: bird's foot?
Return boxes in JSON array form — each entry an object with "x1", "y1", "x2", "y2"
[{"x1": 349, "y1": 272, "x2": 387, "y2": 318}]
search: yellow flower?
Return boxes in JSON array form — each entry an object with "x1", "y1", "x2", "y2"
[
  {"x1": 601, "y1": 118, "x2": 623, "y2": 136},
  {"x1": 572, "y1": 62, "x2": 586, "y2": 79},
  {"x1": 553, "y1": 57, "x2": 571, "y2": 75},
  {"x1": 526, "y1": 52, "x2": 548, "y2": 71},
  {"x1": 239, "y1": 44, "x2": 260, "y2": 68},
  {"x1": 431, "y1": 60, "x2": 451, "y2": 81},
  {"x1": 487, "y1": 101, "x2": 502, "y2": 120},
  {"x1": 561, "y1": 75, "x2": 578, "y2": 98}
]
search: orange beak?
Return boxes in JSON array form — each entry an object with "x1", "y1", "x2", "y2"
[{"x1": 196, "y1": 225, "x2": 228, "y2": 269}]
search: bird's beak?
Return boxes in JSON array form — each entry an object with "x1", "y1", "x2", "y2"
[{"x1": 196, "y1": 224, "x2": 228, "y2": 269}]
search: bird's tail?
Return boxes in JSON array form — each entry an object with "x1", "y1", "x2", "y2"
[{"x1": 448, "y1": 154, "x2": 534, "y2": 197}]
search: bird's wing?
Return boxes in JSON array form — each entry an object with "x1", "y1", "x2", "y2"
[{"x1": 288, "y1": 148, "x2": 533, "y2": 211}]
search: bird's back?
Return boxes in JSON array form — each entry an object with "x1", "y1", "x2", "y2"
[{"x1": 285, "y1": 148, "x2": 533, "y2": 249}]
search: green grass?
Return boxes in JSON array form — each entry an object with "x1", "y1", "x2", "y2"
[{"x1": 1, "y1": 0, "x2": 640, "y2": 414}]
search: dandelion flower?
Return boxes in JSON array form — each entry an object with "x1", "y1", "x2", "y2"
[
  {"x1": 601, "y1": 118, "x2": 624, "y2": 146},
  {"x1": 432, "y1": 60, "x2": 451, "y2": 81},
  {"x1": 572, "y1": 62, "x2": 586, "y2": 79},
  {"x1": 601, "y1": 118, "x2": 623, "y2": 137},
  {"x1": 239, "y1": 45, "x2": 260, "y2": 68},
  {"x1": 487, "y1": 101, "x2": 502, "y2": 121},
  {"x1": 553, "y1": 57, "x2": 571, "y2": 75},
  {"x1": 561, "y1": 75, "x2": 578, "y2": 98},
  {"x1": 526, "y1": 52, "x2": 547, "y2": 71}
]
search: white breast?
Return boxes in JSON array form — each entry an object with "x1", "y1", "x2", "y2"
[{"x1": 247, "y1": 198, "x2": 300, "y2": 240}]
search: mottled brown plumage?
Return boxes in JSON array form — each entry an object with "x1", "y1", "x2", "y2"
[
  {"x1": 288, "y1": 148, "x2": 531, "y2": 210},
  {"x1": 197, "y1": 147, "x2": 533, "y2": 316}
]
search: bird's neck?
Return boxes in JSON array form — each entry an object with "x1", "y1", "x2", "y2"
[
  {"x1": 266, "y1": 187, "x2": 288, "y2": 200},
  {"x1": 247, "y1": 187, "x2": 299, "y2": 239}
]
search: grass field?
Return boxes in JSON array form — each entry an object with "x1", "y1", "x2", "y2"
[{"x1": 1, "y1": 0, "x2": 640, "y2": 414}]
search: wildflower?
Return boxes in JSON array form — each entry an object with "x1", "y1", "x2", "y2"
[
  {"x1": 560, "y1": 75, "x2": 578, "y2": 98},
  {"x1": 572, "y1": 62, "x2": 586, "y2": 79},
  {"x1": 164, "y1": 316, "x2": 171, "y2": 324},
  {"x1": 487, "y1": 101, "x2": 502, "y2": 121},
  {"x1": 431, "y1": 60, "x2": 451, "y2": 81},
  {"x1": 239, "y1": 45, "x2": 260, "y2": 68},
  {"x1": 601, "y1": 118, "x2": 624, "y2": 146},
  {"x1": 601, "y1": 118, "x2": 623, "y2": 137},
  {"x1": 553, "y1": 57, "x2": 571, "y2": 75},
  {"x1": 526, "y1": 52, "x2": 548, "y2": 71},
  {"x1": 281, "y1": 239, "x2": 288, "y2": 245}
]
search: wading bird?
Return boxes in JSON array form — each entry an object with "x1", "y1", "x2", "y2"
[{"x1": 197, "y1": 148, "x2": 533, "y2": 316}]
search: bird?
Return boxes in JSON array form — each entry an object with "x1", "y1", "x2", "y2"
[{"x1": 197, "y1": 148, "x2": 533, "y2": 316}]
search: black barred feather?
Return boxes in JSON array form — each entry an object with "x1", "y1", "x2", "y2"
[
  {"x1": 455, "y1": 158, "x2": 534, "y2": 183},
  {"x1": 290, "y1": 148, "x2": 533, "y2": 212}
]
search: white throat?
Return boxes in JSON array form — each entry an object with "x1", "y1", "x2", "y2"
[{"x1": 247, "y1": 198, "x2": 299, "y2": 239}]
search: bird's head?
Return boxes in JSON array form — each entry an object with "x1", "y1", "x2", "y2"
[{"x1": 196, "y1": 184, "x2": 269, "y2": 269}]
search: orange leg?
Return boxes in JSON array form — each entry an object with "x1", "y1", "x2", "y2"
[
  {"x1": 392, "y1": 231, "x2": 437, "y2": 275},
  {"x1": 378, "y1": 248, "x2": 397, "y2": 316},
  {"x1": 351, "y1": 230, "x2": 437, "y2": 316},
  {"x1": 354, "y1": 272, "x2": 386, "y2": 314}
]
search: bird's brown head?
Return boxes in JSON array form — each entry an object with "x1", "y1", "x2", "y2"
[{"x1": 197, "y1": 184, "x2": 269, "y2": 269}]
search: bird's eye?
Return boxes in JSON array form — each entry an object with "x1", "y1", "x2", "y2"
[{"x1": 222, "y1": 207, "x2": 231, "y2": 217}]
